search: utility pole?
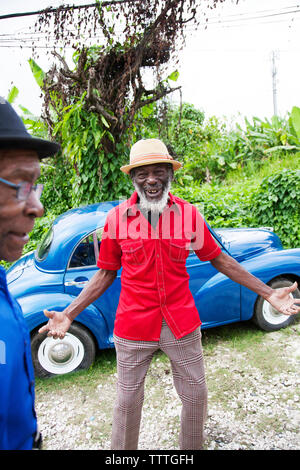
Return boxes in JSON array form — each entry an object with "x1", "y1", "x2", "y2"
[{"x1": 271, "y1": 50, "x2": 278, "y2": 116}]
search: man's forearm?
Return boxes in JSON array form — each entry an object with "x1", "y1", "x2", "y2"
[
  {"x1": 65, "y1": 268, "x2": 117, "y2": 321},
  {"x1": 210, "y1": 252, "x2": 273, "y2": 299}
]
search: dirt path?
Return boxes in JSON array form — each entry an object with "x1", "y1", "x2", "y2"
[{"x1": 35, "y1": 322, "x2": 300, "y2": 450}]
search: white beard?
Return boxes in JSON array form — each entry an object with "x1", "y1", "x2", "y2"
[{"x1": 133, "y1": 179, "x2": 172, "y2": 214}]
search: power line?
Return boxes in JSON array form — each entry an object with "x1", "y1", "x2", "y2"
[
  {"x1": 1, "y1": 1, "x2": 299, "y2": 22},
  {"x1": 0, "y1": 7, "x2": 299, "y2": 40},
  {"x1": 0, "y1": 0, "x2": 138, "y2": 21},
  {"x1": 0, "y1": 4, "x2": 299, "y2": 49},
  {"x1": 192, "y1": 14, "x2": 300, "y2": 31},
  {"x1": 202, "y1": 3, "x2": 300, "y2": 20},
  {"x1": 203, "y1": 8, "x2": 300, "y2": 25}
]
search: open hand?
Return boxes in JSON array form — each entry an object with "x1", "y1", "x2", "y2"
[
  {"x1": 266, "y1": 281, "x2": 300, "y2": 315},
  {"x1": 38, "y1": 310, "x2": 72, "y2": 339}
]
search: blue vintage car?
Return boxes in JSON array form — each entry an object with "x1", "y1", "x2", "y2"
[{"x1": 7, "y1": 201, "x2": 300, "y2": 377}]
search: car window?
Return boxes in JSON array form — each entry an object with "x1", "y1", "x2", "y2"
[
  {"x1": 35, "y1": 227, "x2": 54, "y2": 261},
  {"x1": 68, "y1": 228, "x2": 103, "y2": 268}
]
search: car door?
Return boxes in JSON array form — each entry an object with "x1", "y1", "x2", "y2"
[
  {"x1": 63, "y1": 228, "x2": 121, "y2": 337},
  {"x1": 187, "y1": 229, "x2": 241, "y2": 328}
]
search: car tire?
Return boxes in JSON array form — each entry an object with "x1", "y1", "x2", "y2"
[
  {"x1": 253, "y1": 278, "x2": 300, "y2": 332},
  {"x1": 31, "y1": 323, "x2": 96, "y2": 378}
]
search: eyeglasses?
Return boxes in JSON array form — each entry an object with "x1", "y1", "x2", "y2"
[{"x1": 0, "y1": 177, "x2": 43, "y2": 201}]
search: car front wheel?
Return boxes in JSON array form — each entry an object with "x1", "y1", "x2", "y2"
[
  {"x1": 253, "y1": 278, "x2": 300, "y2": 332},
  {"x1": 31, "y1": 323, "x2": 96, "y2": 378}
]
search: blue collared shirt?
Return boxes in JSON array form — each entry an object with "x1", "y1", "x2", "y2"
[{"x1": 0, "y1": 266, "x2": 37, "y2": 450}]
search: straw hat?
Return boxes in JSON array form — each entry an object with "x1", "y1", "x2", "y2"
[
  {"x1": 120, "y1": 138, "x2": 182, "y2": 174},
  {"x1": 0, "y1": 99, "x2": 60, "y2": 158}
]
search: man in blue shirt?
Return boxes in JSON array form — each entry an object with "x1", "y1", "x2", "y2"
[{"x1": 0, "y1": 99, "x2": 60, "y2": 450}]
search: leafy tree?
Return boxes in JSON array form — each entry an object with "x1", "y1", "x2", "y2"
[{"x1": 30, "y1": 0, "x2": 228, "y2": 204}]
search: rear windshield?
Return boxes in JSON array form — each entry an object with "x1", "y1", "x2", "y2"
[{"x1": 35, "y1": 227, "x2": 54, "y2": 261}]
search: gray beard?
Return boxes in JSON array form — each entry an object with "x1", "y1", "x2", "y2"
[{"x1": 133, "y1": 179, "x2": 172, "y2": 214}]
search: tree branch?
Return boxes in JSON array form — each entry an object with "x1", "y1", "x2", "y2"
[
  {"x1": 114, "y1": 0, "x2": 180, "y2": 89},
  {"x1": 88, "y1": 100, "x2": 118, "y2": 126},
  {"x1": 135, "y1": 85, "x2": 181, "y2": 110},
  {"x1": 51, "y1": 51, "x2": 80, "y2": 81}
]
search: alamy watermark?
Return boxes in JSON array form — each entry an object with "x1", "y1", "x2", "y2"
[{"x1": 95, "y1": 198, "x2": 207, "y2": 250}]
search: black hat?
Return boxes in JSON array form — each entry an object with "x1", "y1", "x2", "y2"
[{"x1": 0, "y1": 99, "x2": 60, "y2": 158}]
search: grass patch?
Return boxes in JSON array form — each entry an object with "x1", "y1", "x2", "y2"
[
  {"x1": 35, "y1": 348, "x2": 117, "y2": 393},
  {"x1": 224, "y1": 151, "x2": 300, "y2": 186},
  {"x1": 202, "y1": 321, "x2": 265, "y2": 355}
]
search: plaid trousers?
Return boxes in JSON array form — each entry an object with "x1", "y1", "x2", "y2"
[{"x1": 111, "y1": 319, "x2": 207, "y2": 450}]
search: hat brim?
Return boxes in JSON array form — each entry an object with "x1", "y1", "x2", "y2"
[
  {"x1": 120, "y1": 158, "x2": 182, "y2": 174},
  {"x1": 0, "y1": 136, "x2": 61, "y2": 159}
]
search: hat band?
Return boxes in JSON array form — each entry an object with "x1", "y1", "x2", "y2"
[{"x1": 130, "y1": 153, "x2": 174, "y2": 165}]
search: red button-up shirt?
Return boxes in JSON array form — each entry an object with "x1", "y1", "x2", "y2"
[{"x1": 97, "y1": 192, "x2": 221, "y2": 340}]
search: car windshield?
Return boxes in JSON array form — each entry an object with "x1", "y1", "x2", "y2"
[{"x1": 35, "y1": 227, "x2": 54, "y2": 262}]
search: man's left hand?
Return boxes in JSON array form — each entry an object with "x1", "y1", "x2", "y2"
[{"x1": 266, "y1": 281, "x2": 300, "y2": 315}]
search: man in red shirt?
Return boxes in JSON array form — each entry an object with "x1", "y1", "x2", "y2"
[
  {"x1": 98, "y1": 188, "x2": 221, "y2": 341},
  {"x1": 40, "y1": 138, "x2": 300, "y2": 450}
]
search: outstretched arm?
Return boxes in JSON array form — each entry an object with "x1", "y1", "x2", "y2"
[
  {"x1": 39, "y1": 268, "x2": 117, "y2": 339},
  {"x1": 210, "y1": 252, "x2": 300, "y2": 315}
]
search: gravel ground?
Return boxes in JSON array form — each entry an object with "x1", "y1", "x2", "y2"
[{"x1": 35, "y1": 323, "x2": 300, "y2": 451}]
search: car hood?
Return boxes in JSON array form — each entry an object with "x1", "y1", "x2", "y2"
[
  {"x1": 214, "y1": 227, "x2": 283, "y2": 261},
  {"x1": 6, "y1": 251, "x2": 35, "y2": 284}
]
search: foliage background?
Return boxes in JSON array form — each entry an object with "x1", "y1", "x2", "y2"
[
  {"x1": 5, "y1": 82, "x2": 300, "y2": 264},
  {"x1": 28, "y1": 101, "x2": 300, "y2": 254}
]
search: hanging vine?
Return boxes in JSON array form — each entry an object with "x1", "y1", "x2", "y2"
[{"x1": 31, "y1": 0, "x2": 229, "y2": 203}]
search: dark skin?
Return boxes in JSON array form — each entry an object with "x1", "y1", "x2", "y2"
[
  {"x1": 130, "y1": 162, "x2": 173, "y2": 202},
  {"x1": 0, "y1": 149, "x2": 44, "y2": 262},
  {"x1": 39, "y1": 162, "x2": 300, "y2": 339}
]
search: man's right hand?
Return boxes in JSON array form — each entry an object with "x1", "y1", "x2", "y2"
[
  {"x1": 38, "y1": 310, "x2": 72, "y2": 339},
  {"x1": 38, "y1": 269, "x2": 117, "y2": 340}
]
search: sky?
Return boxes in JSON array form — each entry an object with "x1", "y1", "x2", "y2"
[{"x1": 0, "y1": 0, "x2": 299, "y2": 123}]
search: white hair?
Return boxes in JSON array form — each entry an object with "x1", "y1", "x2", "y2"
[{"x1": 132, "y1": 167, "x2": 173, "y2": 214}]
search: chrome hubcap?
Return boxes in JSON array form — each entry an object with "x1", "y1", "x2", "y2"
[
  {"x1": 49, "y1": 342, "x2": 74, "y2": 364},
  {"x1": 38, "y1": 333, "x2": 85, "y2": 374}
]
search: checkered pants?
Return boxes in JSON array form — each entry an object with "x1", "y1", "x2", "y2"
[{"x1": 111, "y1": 319, "x2": 207, "y2": 450}]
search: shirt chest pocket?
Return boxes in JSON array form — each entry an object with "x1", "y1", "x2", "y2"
[
  {"x1": 121, "y1": 240, "x2": 147, "y2": 266},
  {"x1": 169, "y1": 239, "x2": 190, "y2": 263}
]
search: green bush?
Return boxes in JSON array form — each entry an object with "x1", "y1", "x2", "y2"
[
  {"x1": 172, "y1": 179, "x2": 257, "y2": 229},
  {"x1": 173, "y1": 169, "x2": 300, "y2": 249},
  {"x1": 168, "y1": 108, "x2": 225, "y2": 181},
  {"x1": 253, "y1": 169, "x2": 300, "y2": 248},
  {"x1": 38, "y1": 156, "x2": 73, "y2": 215},
  {"x1": 168, "y1": 105, "x2": 300, "y2": 184}
]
